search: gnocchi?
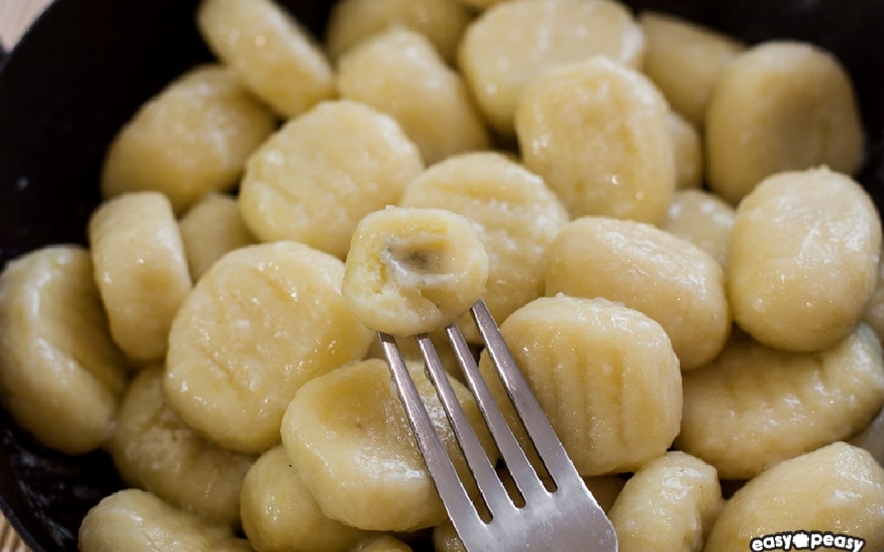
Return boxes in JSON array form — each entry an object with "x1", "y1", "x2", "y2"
[
  {"x1": 545, "y1": 216, "x2": 730, "y2": 370},
  {"x1": 88, "y1": 191, "x2": 193, "y2": 364},
  {"x1": 399, "y1": 151, "x2": 569, "y2": 343},
  {"x1": 706, "y1": 41, "x2": 865, "y2": 204},
  {"x1": 238, "y1": 100, "x2": 425, "y2": 258},
  {"x1": 459, "y1": 0, "x2": 644, "y2": 138},
  {"x1": 100, "y1": 64, "x2": 277, "y2": 214},
  {"x1": 281, "y1": 358, "x2": 496, "y2": 532},
  {"x1": 1, "y1": 0, "x2": 880, "y2": 550},
  {"x1": 108, "y1": 367, "x2": 255, "y2": 528},
  {"x1": 197, "y1": 0, "x2": 335, "y2": 118},
  {"x1": 727, "y1": 167, "x2": 881, "y2": 352},
  {"x1": 477, "y1": 295, "x2": 682, "y2": 475},
  {"x1": 703, "y1": 442, "x2": 884, "y2": 552},
  {"x1": 676, "y1": 325, "x2": 884, "y2": 480},
  {"x1": 337, "y1": 27, "x2": 490, "y2": 165},
  {"x1": 165, "y1": 241, "x2": 373, "y2": 453},
  {"x1": 342, "y1": 206, "x2": 489, "y2": 336},
  {"x1": 516, "y1": 57, "x2": 676, "y2": 224},
  {"x1": 78, "y1": 489, "x2": 253, "y2": 552},
  {"x1": 0, "y1": 246, "x2": 128, "y2": 454}
]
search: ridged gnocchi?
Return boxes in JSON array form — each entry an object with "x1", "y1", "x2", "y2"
[
  {"x1": 477, "y1": 295, "x2": 682, "y2": 476},
  {"x1": 676, "y1": 326, "x2": 884, "y2": 480},
  {"x1": 516, "y1": 57, "x2": 675, "y2": 224},
  {"x1": 546, "y1": 216, "x2": 730, "y2": 370},
  {"x1": 239, "y1": 100, "x2": 425, "y2": 258},
  {"x1": 165, "y1": 241, "x2": 373, "y2": 453},
  {"x1": 400, "y1": 151, "x2": 569, "y2": 343},
  {"x1": 108, "y1": 367, "x2": 255, "y2": 529}
]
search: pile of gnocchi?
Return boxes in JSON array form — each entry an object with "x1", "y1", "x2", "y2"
[{"x1": 1, "y1": 0, "x2": 883, "y2": 550}]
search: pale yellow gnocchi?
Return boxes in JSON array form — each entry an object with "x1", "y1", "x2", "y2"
[
  {"x1": 727, "y1": 167, "x2": 881, "y2": 352},
  {"x1": 399, "y1": 151, "x2": 569, "y2": 343},
  {"x1": 0, "y1": 246, "x2": 128, "y2": 454},
  {"x1": 676, "y1": 325, "x2": 884, "y2": 480},
  {"x1": 661, "y1": 189, "x2": 735, "y2": 267},
  {"x1": 239, "y1": 446, "x2": 371, "y2": 552},
  {"x1": 337, "y1": 27, "x2": 490, "y2": 165},
  {"x1": 608, "y1": 451, "x2": 723, "y2": 552},
  {"x1": 108, "y1": 367, "x2": 255, "y2": 529},
  {"x1": 703, "y1": 442, "x2": 884, "y2": 552},
  {"x1": 165, "y1": 241, "x2": 373, "y2": 453},
  {"x1": 88, "y1": 191, "x2": 193, "y2": 364},
  {"x1": 178, "y1": 193, "x2": 256, "y2": 281},
  {"x1": 100, "y1": 64, "x2": 277, "y2": 214},
  {"x1": 516, "y1": 57, "x2": 676, "y2": 224},
  {"x1": 477, "y1": 295, "x2": 683, "y2": 476},
  {"x1": 706, "y1": 41, "x2": 865, "y2": 204},
  {"x1": 238, "y1": 100, "x2": 425, "y2": 258},
  {"x1": 639, "y1": 11, "x2": 745, "y2": 127},
  {"x1": 324, "y1": 0, "x2": 473, "y2": 65},
  {"x1": 546, "y1": 216, "x2": 730, "y2": 370},
  {"x1": 197, "y1": 0, "x2": 335, "y2": 118},
  {"x1": 79, "y1": 488, "x2": 253, "y2": 552},
  {"x1": 281, "y1": 358, "x2": 495, "y2": 532},
  {"x1": 459, "y1": 0, "x2": 644, "y2": 138},
  {"x1": 343, "y1": 206, "x2": 489, "y2": 336}
]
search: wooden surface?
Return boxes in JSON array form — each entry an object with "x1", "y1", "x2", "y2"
[
  {"x1": 0, "y1": 0, "x2": 52, "y2": 50},
  {"x1": 0, "y1": 1, "x2": 53, "y2": 549}
]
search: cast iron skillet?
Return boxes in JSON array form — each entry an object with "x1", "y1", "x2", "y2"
[{"x1": 0, "y1": 0, "x2": 882, "y2": 550}]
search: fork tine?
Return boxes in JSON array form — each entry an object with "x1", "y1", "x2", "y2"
[
  {"x1": 446, "y1": 311, "x2": 548, "y2": 502},
  {"x1": 470, "y1": 299, "x2": 582, "y2": 486},
  {"x1": 377, "y1": 332, "x2": 476, "y2": 516},
  {"x1": 414, "y1": 333, "x2": 509, "y2": 517}
]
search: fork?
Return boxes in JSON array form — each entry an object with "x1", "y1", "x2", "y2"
[{"x1": 378, "y1": 298, "x2": 618, "y2": 552}]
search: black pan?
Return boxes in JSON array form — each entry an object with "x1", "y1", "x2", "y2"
[{"x1": 0, "y1": 0, "x2": 882, "y2": 550}]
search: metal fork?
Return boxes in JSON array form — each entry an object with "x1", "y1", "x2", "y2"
[{"x1": 378, "y1": 298, "x2": 618, "y2": 552}]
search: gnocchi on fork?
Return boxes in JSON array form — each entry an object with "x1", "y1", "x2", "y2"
[{"x1": 379, "y1": 299, "x2": 618, "y2": 552}]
